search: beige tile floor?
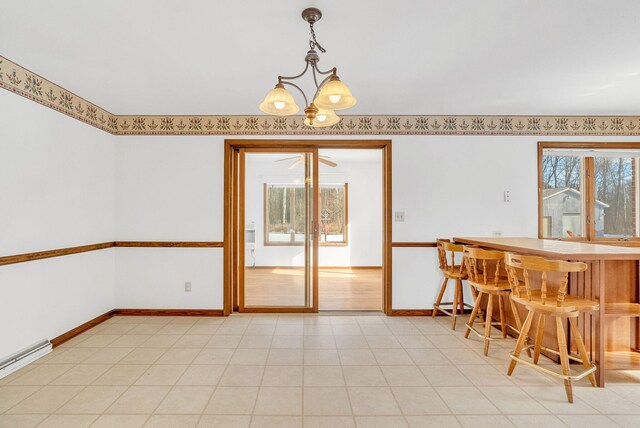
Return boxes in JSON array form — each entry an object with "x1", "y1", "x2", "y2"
[{"x1": 1, "y1": 313, "x2": 640, "y2": 427}]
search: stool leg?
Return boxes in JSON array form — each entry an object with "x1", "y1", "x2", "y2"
[
  {"x1": 465, "y1": 291, "x2": 483, "y2": 339},
  {"x1": 451, "y1": 279, "x2": 460, "y2": 330},
  {"x1": 509, "y1": 297, "x2": 523, "y2": 333},
  {"x1": 469, "y1": 283, "x2": 478, "y2": 301},
  {"x1": 432, "y1": 277, "x2": 448, "y2": 318},
  {"x1": 483, "y1": 294, "x2": 494, "y2": 356},
  {"x1": 569, "y1": 317, "x2": 597, "y2": 388},
  {"x1": 469, "y1": 284, "x2": 483, "y2": 320},
  {"x1": 498, "y1": 295, "x2": 507, "y2": 338},
  {"x1": 533, "y1": 313, "x2": 546, "y2": 364},
  {"x1": 555, "y1": 317, "x2": 573, "y2": 403},
  {"x1": 458, "y1": 280, "x2": 465, "y2": 314},
  {"x1": 510, "y1": 297, "x2": 531, "y2": 358},
  {"x1": 508, "y1": 309, "x2": 534, "y2": 376}
]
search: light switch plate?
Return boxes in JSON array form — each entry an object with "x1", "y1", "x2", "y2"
[{"x1": 394, "y1": 211, "x2": 405, "y2": 222}]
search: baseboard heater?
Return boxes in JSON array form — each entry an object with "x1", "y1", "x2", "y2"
[{"x1": 0, "y1": 339, "x2": 52, "y2": 379}]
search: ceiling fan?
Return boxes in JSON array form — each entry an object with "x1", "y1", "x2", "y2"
[{"x1": 275, "y1": 155, "x2": 337, "y2": 169}]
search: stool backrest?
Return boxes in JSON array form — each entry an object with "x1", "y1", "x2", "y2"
[
  {"x1": 504, "y1": 253, "x2": 587, "y2": 306},
  {"x1": 437, "y1": 239, "x2": 465, "y2": 275},
  {"x1": 463, "y1": 246, "x2": 505, "y2": 286}
]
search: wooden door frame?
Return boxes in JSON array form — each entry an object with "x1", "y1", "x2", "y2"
[{"x1": 223, "y1": 139, "x2": 393, "y2": 315}]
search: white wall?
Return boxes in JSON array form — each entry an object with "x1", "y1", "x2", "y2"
[
  {"x1": 390, "y1": 135, "x2": 640, "y2": 309},
  {"x1": 0, "y1": 92, "x2": 115, "y2": 359},
  {"x1": 114, "y1": 136, "x2": 223, "y2": 309},
  {"x1": 392, "y1": 136, "x2": 537, "y2": 309},
  {"x1": 243, "y1": 151, "x2": 382, "y2": 267},
  {"x1": 115, "y1": 248, "x2": 223, "y2": 309},
  {"x1": 115, "y1": 136, "x2": 223, "y2": 241},
  {"x1": 0, "y1": 251, "x2": 115, "y2": 358}
]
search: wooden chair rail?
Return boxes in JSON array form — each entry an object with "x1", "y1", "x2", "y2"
[
  {"x1": 391, "y1": 242, "x2": 437, "y2": 247},
  {"x1": 0, "y1": 241, "x2": 224, "y2": 266}
]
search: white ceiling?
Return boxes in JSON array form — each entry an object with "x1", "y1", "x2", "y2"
[{"x1": 2, "y1": 0, "x2": 639, "y2": 115}]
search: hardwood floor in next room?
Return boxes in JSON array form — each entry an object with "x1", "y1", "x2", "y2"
[{"x1": 244, "y1": 267, "x2": 383, "y2": 310}]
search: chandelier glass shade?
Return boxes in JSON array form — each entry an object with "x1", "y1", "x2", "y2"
[
  {"x1": 258, "y1": 8, "x2": 356, "y2": 127},
  {"x1": 314, "y1": 76, "x2": 357, "y2": 111},
  {"x1": 303, "y1": 106, "x2": 340, "y2": 127},
  {"x1": 259, "y1": 83, "x2": 300, "y2": 115}
]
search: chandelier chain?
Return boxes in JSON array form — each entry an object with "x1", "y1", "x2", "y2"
[{"x1": 308, "y1": 22, "x2": 326, "y2": 53}]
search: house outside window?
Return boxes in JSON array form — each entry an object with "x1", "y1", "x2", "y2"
[{"x1": 539, "y1": 144, "x2": 640, "y2": 240}]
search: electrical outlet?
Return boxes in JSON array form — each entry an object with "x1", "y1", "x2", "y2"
[
  {"x1": 185, "y1": 282, "x2": 192, "y2": 292},
  {"x1": 493, "y1": 231, "x2": 503, "y2": 237},
  {"x1": 503, "y1": 190, "x2": 511, "y2": 202},
  {"x1": 394, "y1": 211, "x2": 405, "y2": 222}
]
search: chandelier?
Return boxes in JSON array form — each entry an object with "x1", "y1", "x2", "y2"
[{"x1": 259, "y1": 7, "x2": 357, "y2": 127}]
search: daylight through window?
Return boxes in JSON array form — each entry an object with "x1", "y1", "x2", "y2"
[
  {"x1": 265, "y1": 183, "x2": 348, "y2": 245},
  {"x1": 540, "y1": 146, "x2": 640, "y2": 240}
]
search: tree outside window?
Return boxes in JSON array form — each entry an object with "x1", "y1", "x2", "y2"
[{"x1": 265, "y1": 183, "x2": 348, "y2": 245}]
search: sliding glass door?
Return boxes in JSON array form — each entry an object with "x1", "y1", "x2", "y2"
[{"x1": 239, "y1": 149, "x2": 318, "y2": 311}]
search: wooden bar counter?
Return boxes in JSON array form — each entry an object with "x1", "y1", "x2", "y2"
[{"x1": 454, "y1": 237, "x2": 640, "y2": 387}]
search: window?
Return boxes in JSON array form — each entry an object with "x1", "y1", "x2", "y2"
[
  {"x1": 264, "y1": 183, "x2": 348, "y2": 245},
  {"x1": 542, "y1": 216, "x2": 552, "y2": 237},
  {"x1": 539, "y1": 143, "x2": 640, "y2": 241},
  {"x1": 594, "y1": 156, "x2": 635, "y2": 238},
  {"x1": 541, "y1": 154, "x2": 584, "y2": 238},
  {"x1": 561, "y1": 213, "x2": 581, "y2": 238}
]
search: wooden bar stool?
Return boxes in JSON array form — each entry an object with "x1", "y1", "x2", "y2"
[
  {"x1": 433, "y1": 239, "x2": 476, "y2": 329},
  {"x1": 504, "y1": 253, "x2": 598, "y2": 403},
  {"x1": 463, "y1": 246, "x2": 524, "y2": 356}
]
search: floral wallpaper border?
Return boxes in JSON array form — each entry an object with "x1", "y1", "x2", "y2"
[
  {"x1": 2, "y1": 55, "x2": 640, "y2": 137},
  {"x1": 0, "y1": 56, "x2": 116, "y2": 133}
]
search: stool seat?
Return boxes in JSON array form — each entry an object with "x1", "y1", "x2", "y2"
[
  {"x1": 468, "y1": 278, "x2": 511, "y2": 293},
  {"x1": 511, "y1": 291, "x2": 599, "y2": 314},
  {"x1": 442, "y1": 267, "x2": 468, "y2": 280}
]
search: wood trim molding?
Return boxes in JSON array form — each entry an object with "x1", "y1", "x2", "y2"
[
  {"x1": 239, "y1": 307, "x2": 317, "y2": 314},
  {"x1": 51, "y1": 310, "x2": 114, "y2": 347},
  {"x1": 391, "y1": 242, "x2": 437, "y2": 248},
  {"x1": 115, "y1": 241, "x2": 224, "y2": 248},
  {"x1": 0, "y1": 241, "x2": 225, "y2": 267},
  {"x1": 50, "y1": 306, "x2": 450, "y2": 349},
  {"x1": 391, "y1": 309, "x2": 472, "y2": 316},
  {"x1": 539, "y1": 141, "x2": 640, "y2": 150},
  {"x1": 0, "y1": 242, "x2": 115, "y2": 267},
  {"x1": 111, "y1": 309, "x2": 224, "y2": 317},
  {"x1": 51, "y1": 308, "x2": 225, "y2": 348},
  {"x1": 0, "y1": 240, "x2": 437, "y2": 268},
  {"x1": 391, "y1": 309, "x2": 435, "y2": 316},
  {"x1": 383, "y1": 142, "x2": 393, "y2": 316},
  {"x1": 246, "y1": 266, "x2": 383, "y2": 269},
  {"x1": 4, "y1": 55, "x2": 640, "y2": 137}
]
